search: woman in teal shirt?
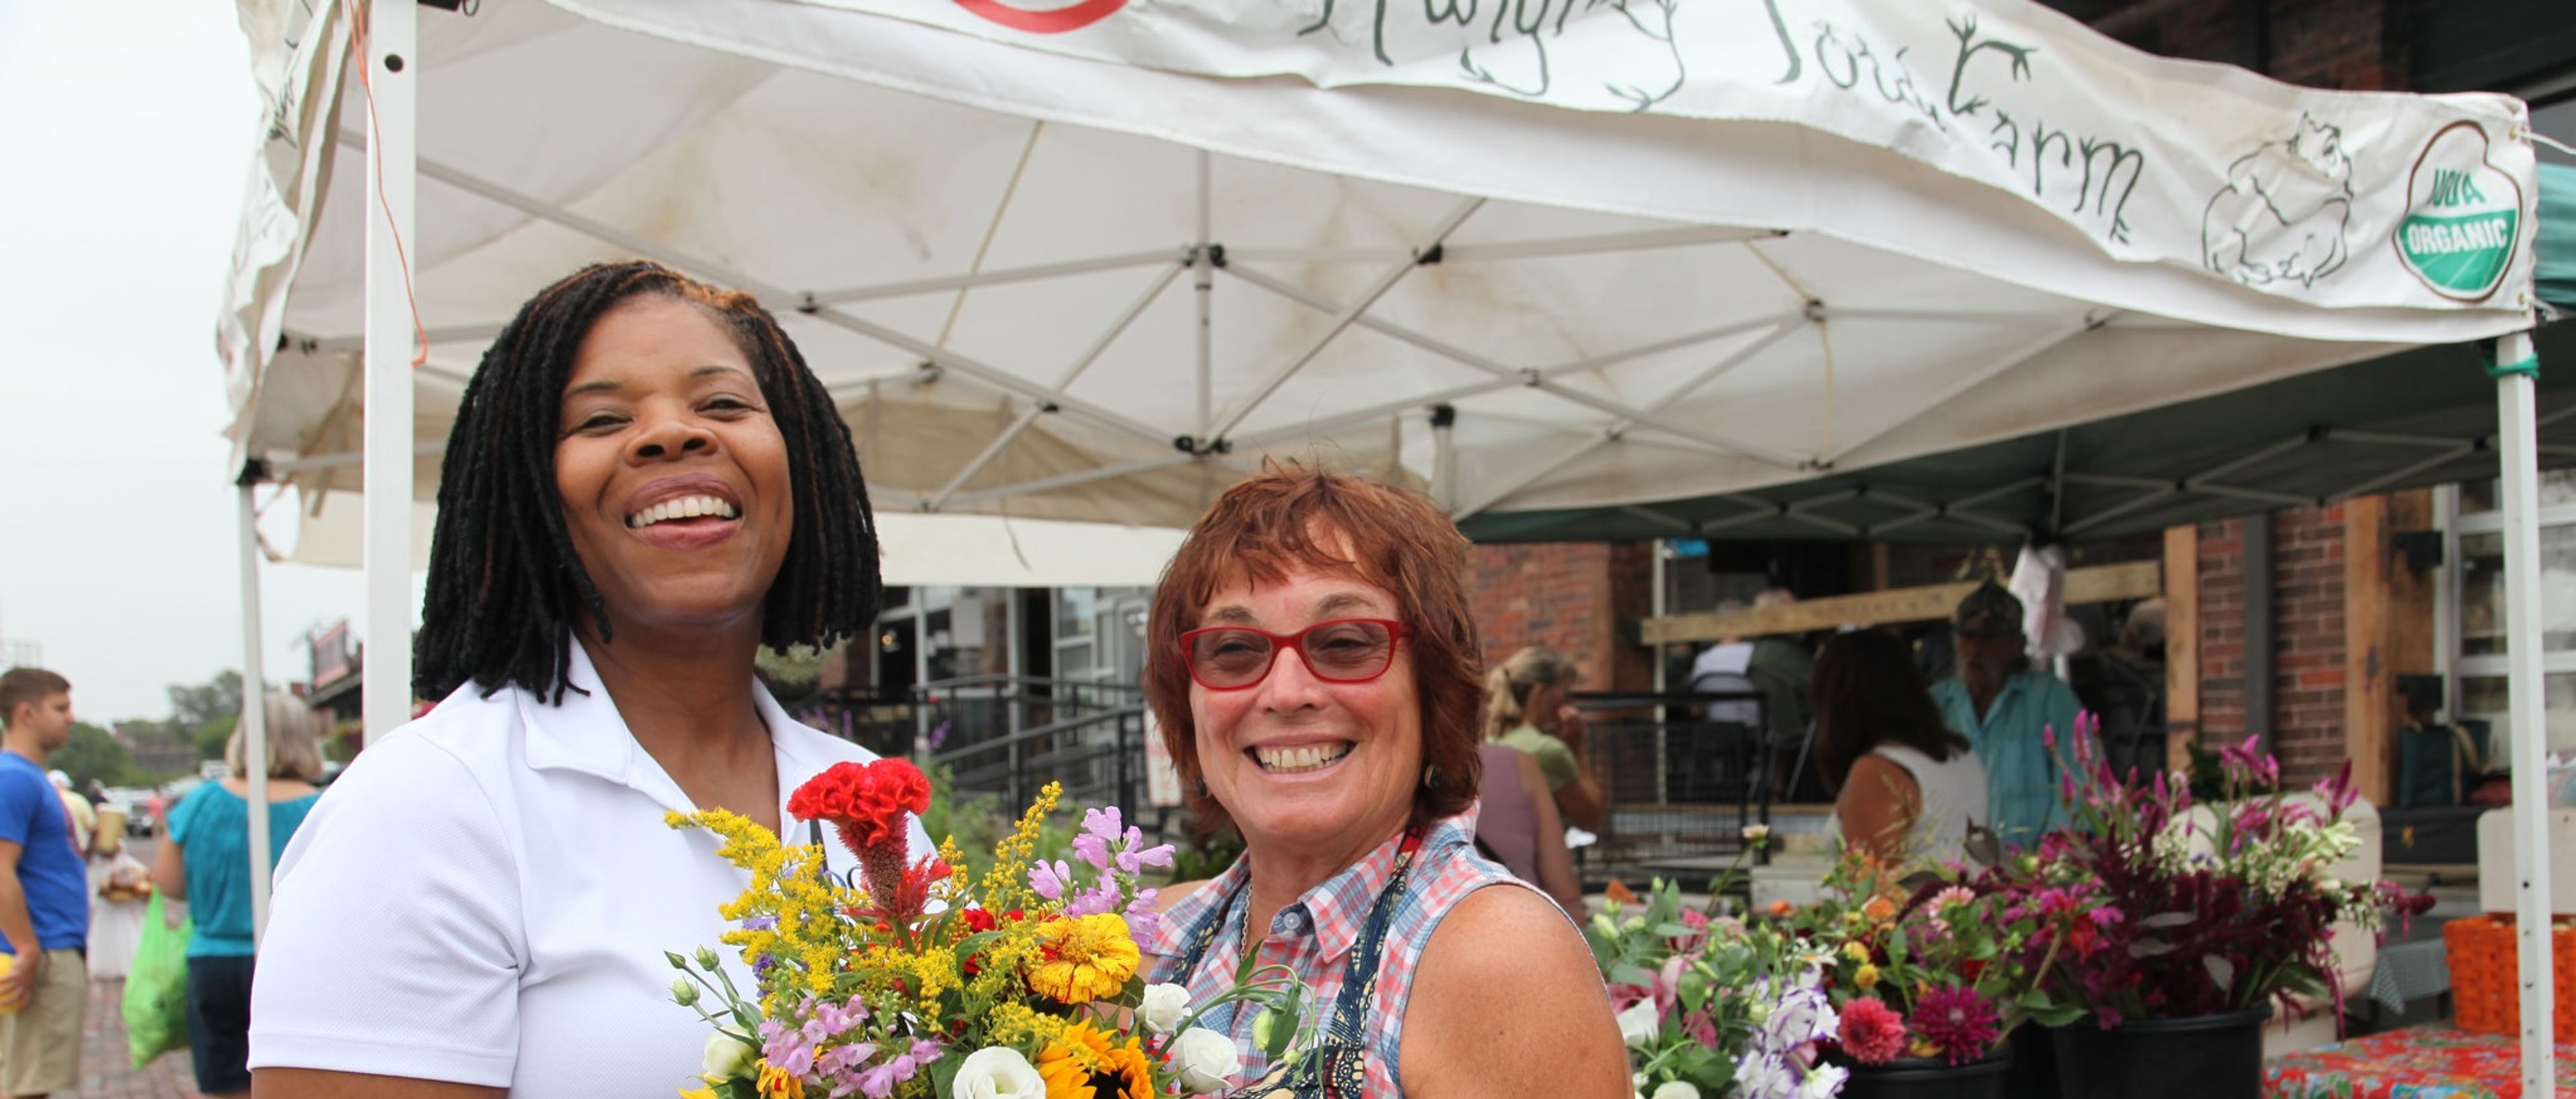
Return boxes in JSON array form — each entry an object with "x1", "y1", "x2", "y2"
[{"x1": 150, "y1": 695, "x2": 325, "y2": 1098}]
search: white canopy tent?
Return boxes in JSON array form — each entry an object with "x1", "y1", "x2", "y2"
[{"x1": 219, "y1": 0, "x2": 2557, "y2": 1085}]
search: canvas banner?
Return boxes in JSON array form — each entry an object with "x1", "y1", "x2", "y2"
[
  {"x1": 789, "y1": 0, "x2": 2538, "y2": 315},
  {"x1": 219, "y1": 0, "x2": 347, "y2": 435}
]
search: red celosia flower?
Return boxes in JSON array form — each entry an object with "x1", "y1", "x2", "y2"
[
  {"x1": 1911, "y1": 984, "x2": 2001, "y2": 1065},
  {"x1": 790, "y1": 758, "x2": 931, "y2": 855},
  {"x1": 1837, "y1": 996, "x2": 1908, "y2": 1064},
  {"x1": 792, "y1": 759, "x2": 932, "y2": 920}
]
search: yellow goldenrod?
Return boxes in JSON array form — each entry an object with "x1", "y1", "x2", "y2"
[{"x1": 979, "y1": 782, "x2": 1062, "y2": 911}]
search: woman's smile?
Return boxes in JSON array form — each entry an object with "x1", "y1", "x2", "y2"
[
  {"x1": 1247, "y1": 738, "x2": 1356, "y2": 775},
  {"x1": 620, "y1": 473, "x2": 745, "y2": 550}
]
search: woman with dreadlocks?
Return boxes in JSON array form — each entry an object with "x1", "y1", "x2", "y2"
[{"x1": 245, "y1": 262, "x2": 928, "y2": 1098}]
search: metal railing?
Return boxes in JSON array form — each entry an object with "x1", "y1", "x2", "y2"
[
  {"x1": 1568, "y1": 689, "x2": 1775, "y2": 884},
  {"x1": 933, "y1": 703, "x2": 1150, "y2": 818}
]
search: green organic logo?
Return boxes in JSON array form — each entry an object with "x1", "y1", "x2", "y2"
[{"x1": 2395, "y1": 121, "x2": 2522, "y2": 302}]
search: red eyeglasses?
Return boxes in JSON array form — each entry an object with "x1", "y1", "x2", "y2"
[{"x1": 1177, "y1": 618, "x2": 1414, "y2": 691}]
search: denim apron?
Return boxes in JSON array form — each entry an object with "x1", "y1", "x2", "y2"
[{"x1": 1167, "y1": 826, "x2": 1427, "y2": 1099}]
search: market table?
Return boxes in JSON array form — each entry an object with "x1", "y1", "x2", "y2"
[{"x1": 2265, "y1": 1028, "x2": 2576, "y2": 1098}]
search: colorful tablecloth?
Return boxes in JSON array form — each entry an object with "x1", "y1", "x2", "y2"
[{"x1": 2264, "y1": 1027, "x2": 2576, "y2": 1098}]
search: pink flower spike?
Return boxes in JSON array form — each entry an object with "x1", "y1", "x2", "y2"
[
  {"x1": 2043, "y1": 724, "x2": 2058, "y2": 751},
  {"x1": 1028, "y1": 859, "x2": 1075, "y2": 901},
  {"x1": 2318, "y1": 759, "x2": 2358, "y2": 815}
]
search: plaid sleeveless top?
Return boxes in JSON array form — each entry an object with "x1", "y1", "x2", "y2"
[{"x1": 1144, "y1": 807, "x2": 1525, "y2": 1097}]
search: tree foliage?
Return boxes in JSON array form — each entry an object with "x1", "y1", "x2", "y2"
[
  {"x1": 168, "y1": 670, "x2": 244, "y2": 730},
  {"x1": 51, "y1": 723, "x2": 135, "y2": 791}
]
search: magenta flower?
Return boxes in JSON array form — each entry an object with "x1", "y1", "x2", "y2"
[{"x1": 1911, "y1": 985, "x2": 2001, "y2": 1065}]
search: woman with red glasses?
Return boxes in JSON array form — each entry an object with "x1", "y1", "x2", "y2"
[{"x1": 1141, "y1": 465, "x2": 1627, "y2": 1099}]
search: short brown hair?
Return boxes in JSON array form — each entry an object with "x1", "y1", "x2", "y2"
[
  {"x1": 1145, "y1": 464, "x2": 1485, "y2": 835},
  {"x1": 0, "y1": 669, "x2": 68, "y2": 728}
]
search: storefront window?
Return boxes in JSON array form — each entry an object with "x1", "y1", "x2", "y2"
[
  {"x1": 2456, "y1": 470, "x2": 2576, "y2": 517},
  {"x1": 2455, "y1": 527, "x2": 2576, "y2": 656},
  {"x1": 2457, "y1": 673, "x2": 2576, "y2": 764},
  {"x1": 2449, "y1": 473, "x2": 2576, "y2": 769}
]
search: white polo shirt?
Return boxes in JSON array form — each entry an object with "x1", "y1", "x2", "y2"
[{"x1": 248, "y1": 640, "x2": 929, "y2": 1095}]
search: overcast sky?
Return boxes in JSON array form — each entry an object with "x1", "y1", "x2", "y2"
[{"x1": 0, "y1": 1, "x2": 408, "y2": 724}]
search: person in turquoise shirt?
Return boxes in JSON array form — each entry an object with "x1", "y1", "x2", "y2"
[
  {"x1": 1926, "y1": 582, "x2": 2087, "y2": 851},
  {"x1": 151, "y1": 695, "x2": 325, "y2": 1098}
]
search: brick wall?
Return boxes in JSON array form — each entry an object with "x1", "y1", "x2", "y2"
[
  {"x1": 2131, "y1": 0, "x2": 2405, "y2": 91},
  {"x1": 2275, "y1": 505, "x2": 2350, "y2": 778},
  {"x1": 2192, "y1": 505, "x2": 2351, "y2": 786},
  {"x1": 1467, "y1": 541, "x2": 1654, "y2": 691}
]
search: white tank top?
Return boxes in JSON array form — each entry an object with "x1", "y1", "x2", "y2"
[{"x1": 1828, "y1": 742, "x2": 1991, "y2": 869}]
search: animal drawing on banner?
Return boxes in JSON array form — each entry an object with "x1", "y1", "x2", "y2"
[{"x1": 2200, "y1": 113, "x2": 2357, "y2": 288}]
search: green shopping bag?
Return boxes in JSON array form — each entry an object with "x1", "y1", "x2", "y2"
[{"x1": 122, "y1": 892, "x2": 192, "y2": 1069}]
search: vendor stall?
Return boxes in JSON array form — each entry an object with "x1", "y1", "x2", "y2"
[{"x1": 216, "y1": 1, "x2": 2553, "y2": 1083}]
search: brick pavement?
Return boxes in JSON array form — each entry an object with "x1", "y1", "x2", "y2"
[{"x1": 78, "y1": 978, "x2": 201, "y2": 1099}]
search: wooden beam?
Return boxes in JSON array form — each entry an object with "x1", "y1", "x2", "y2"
[
  {"x1": 1640, "y1": 560, "x2": 2163, "y2": 644},
  {"x1": 2165, "y1": 525, "x2": 2200, "y2": 774},
  {"x1": 2345, "y1": 495, "x2": 2394, "y2": 805}
]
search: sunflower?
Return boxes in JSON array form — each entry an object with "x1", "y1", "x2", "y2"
[
  {"x1": 755, "y1": 1062, "x2": 805, "y2": 1099},
  {"x1": 1025, "y1": 913, "x2": 1142, "y2": 1003},
  {"x1": 1036, "y1": 1022, "x2": 1155, "y2": 1099}
]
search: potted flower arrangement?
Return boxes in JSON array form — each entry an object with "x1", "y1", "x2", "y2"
[
  {"x1": 1785, "y1": 850, "x2": 2037, "y2": 1099},
  {"x1": 659, "y1": 758, "x2": 1307, "y2": 1098},
  {"x1": 1584, "y1": 829, "x2": 1849, "y2": 1099},
  {"x1": 1971, "y1": 719, "x2": 2424, "y2": 1099}
]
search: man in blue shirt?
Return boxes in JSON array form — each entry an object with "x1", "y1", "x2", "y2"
[
  {"x1": 1927, "y1": 583, "x2": 2087, "y2": 851},
  {"x1": 0, "y1": 668, "x2": 88, "y2": 1098}
]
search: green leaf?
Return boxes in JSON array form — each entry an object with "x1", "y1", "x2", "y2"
[
  {"x1": 1653, "y1": 923, "x2": 1697, "y2": 939},
  {"x1": 2027, "y1": 1004, "x2": 2089, "y2": 1028},
  {"x1": 928, "y1": 1052, "x2": 963, "y2": 1099},
  {"x1": 1609, "y1": 964, "x2": 1658, "y2": 988}
]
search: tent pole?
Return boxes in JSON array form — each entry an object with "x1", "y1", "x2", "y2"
[
  {"x1": 234, "y1": 477, "x2": 274, "y2": 942},
  {"x1": 2493, "y1": 327, "x2": 2553, "y2": 1096},
  {"x1": 1195, "y1": 150, "x2": 1214, "y2": 441},
  {"x1": 361, "y1": 0, "x2": 418, "y2": 744}
]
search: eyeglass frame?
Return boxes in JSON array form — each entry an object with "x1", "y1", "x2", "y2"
[{"x1": 1175, "y1": 618, "x2": 1417, "y2": 691}]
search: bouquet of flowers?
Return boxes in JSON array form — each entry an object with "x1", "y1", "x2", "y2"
[
  {"x1": 1971, "y1": 718, "x2": 2426, "y2": 1029},
  {"x1": 663, "y1": 758, "x2": 1309, "y2": 1099},
  {"x1": 1584, "y1": 831, "x2": 1847, "y2": 1099},
  {"x1": 1785, "y1": 849, "x2": 2038, "y2": 1070}
]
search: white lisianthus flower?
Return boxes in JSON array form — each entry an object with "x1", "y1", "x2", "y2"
[
  {"x1": 953, "y1": 1046, "x2": 1046, "y2": 1099},
  {"x1": 1140, "y1": 982, "x2": 1193, "y2": 1034},
  {"x1": 1652, "y1": 1081, "x2": 1703, "y2": 1099},
  {"x1": 1617, "y1": 999, "x2": 1662, "y2": 1049},
  {"x1": 1171, "y1": 1027, "x2": 1243, "y2": 1095},
  {"x1": 702, "y1": 1031, "x2": 755, "y2": 1080},
  {"x1": 1734, "y1": 1052, "x2": 1796, "y2": 1099},
  {"x1": 1797, "y1": 1063, "x2": 1848, "y2": 1099},
  {"x1": 1741, "y1": 824, "x2": 1772, "y2": 846}
]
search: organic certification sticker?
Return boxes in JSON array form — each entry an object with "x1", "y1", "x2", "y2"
[{"x1": 2394, "y1": 121, "x2": 2523, "y2": 302}]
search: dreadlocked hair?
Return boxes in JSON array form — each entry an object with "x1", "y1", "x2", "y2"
[{"x1": 414, "y1": 260, "x2": 881, "y2": 704}]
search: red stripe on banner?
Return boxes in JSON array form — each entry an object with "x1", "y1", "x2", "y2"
[{"x1": 953, "y1": 0, "x2": 1128, "y2": 33}]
